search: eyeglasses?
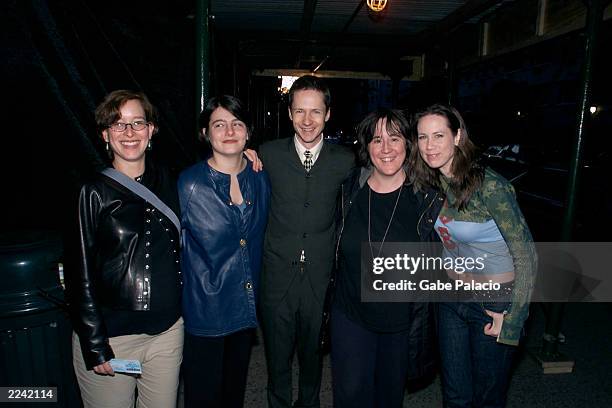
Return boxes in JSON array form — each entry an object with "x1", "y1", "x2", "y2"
[{"x1": 108, "y1": 120, "x2": 150, "y2": 132}]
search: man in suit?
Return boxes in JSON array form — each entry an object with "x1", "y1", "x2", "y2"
[{"x1": 259, "y1": 75, "x2": 355, "y2": 408}]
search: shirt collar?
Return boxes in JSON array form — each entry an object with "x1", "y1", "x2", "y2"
[{"x1": 294, "y1": 135, "x2": 324, "y2": 164}]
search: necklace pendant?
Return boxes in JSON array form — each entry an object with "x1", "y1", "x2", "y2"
[{"x1": 367, "y1": 184, "x2": 403, "y2": 259}]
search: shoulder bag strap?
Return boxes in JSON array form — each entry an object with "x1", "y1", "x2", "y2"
[{"x1": 100, "y1": 168, "x2": 180, "y2": 232}]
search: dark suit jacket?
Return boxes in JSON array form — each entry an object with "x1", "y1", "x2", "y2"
[{"x1": 259, "y1": 137, "x2": 355, "y2": 306}]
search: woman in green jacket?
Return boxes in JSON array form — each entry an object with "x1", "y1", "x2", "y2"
[{"x1": 409, "y1": 103, "x2": 537, "y2": 408}]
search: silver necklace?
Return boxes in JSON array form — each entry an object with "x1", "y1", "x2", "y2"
[{"x1": 368, "y1": 184, "x2": 403, "y2": 259}]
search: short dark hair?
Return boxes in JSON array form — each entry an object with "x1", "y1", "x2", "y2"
[
  {"x1": 288, "y1": 75, "x2": 331, "y2": 110},
  {"x1": 198, "y1": 95, "x2": 252, "y2": 142},
  {"x1": 95, "y1": 90, "x2": 158, "y2": 136},
  {"x1": 356, "y1": 108, "x2": 412, "y2": 167}
]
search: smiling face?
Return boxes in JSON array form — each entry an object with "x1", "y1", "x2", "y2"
[
  {"x1": 368, "y1": 118, "x2": 407, "y2": 179},
  {"x1": 416, "y1": 113, "x2": 460, "y2": 177},
  {"x1": 205, "y1": 106, "x2": 248, "y2": 158},
  {"x1": 289, "y1": 89, "x2": 330, "y2": 149},
  {"x1": 102, "y1": 99, "x2": 154, "y2": 169}
]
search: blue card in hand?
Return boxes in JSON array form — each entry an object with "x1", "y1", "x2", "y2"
[{"x1": 109, "y1": 359, "x2": 142, "y2": 374}]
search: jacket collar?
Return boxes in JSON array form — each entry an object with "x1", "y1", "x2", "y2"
[
  {"x1": 356, "y1": 165, "x2": 411, "y2": 189},
  {"x1": 203, "y1": 158, "x2": 252, "y2": 188}
]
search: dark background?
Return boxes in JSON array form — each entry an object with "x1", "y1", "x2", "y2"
[{"x1": 2, "y1": 0, "x2": 611, "y2": 240}]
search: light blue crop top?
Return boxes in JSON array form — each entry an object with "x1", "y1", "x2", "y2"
[{"x1": 434, "y1": 217, "x2": 514, "y2": 274}]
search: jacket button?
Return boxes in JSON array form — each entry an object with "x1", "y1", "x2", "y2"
[
  {"x1": 304, "y1": 202, "x2": 310, "y2": 208},
  {"x1": 146, "y1": 208, "x2": 151, "y2": 212},
  {"x1": 245, "y1": 281, "x2": 253, "y2": 290},
  {"x1": 427, "y1": 219, "x2": 433, "y2": 223},
  {"x1": 240, "y1": 238, "x2": 247, "y2": 247}
]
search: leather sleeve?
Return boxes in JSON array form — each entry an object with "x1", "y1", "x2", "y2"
[{"x1": 73, "y1": 183, "x2": 115, "y2": 369}]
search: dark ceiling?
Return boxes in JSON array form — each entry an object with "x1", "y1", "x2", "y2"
[{"x1": 208, "y1": 0, "x2": 503, "y2": 74}]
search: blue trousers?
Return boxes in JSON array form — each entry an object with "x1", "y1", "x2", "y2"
[
  {"x1": 438, "y1": 302, "x2": 517, "y2": 408},
  {"x1": 330, "y1": 306, "x2": 412, "y2": 408}
]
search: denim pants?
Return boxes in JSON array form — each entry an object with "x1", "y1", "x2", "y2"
[{"x1": 438, "y1": 301, "x2": 517, "y2": 408}]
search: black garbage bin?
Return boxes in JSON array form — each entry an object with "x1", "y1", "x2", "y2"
[{"x1": 0, "y1": 230, "x2": 80, "y2": 407}]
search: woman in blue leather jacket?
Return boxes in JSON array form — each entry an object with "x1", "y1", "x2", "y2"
[{"x1": 178, "y1": 95, "x2": 270, "y2": 408}]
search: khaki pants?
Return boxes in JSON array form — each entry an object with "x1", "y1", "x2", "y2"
[{"x1": 73, "y1": 318, "x2": 184, "y2": 408}]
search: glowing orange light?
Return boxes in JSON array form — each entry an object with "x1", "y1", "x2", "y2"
[{"x1": 367, "y1": 0, "x2": 388, "y2": 12}]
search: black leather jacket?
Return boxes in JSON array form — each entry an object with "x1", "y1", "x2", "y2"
[
  {"x1": 70, "y1": 163, "x2": 181, "y2": 369},
  {"x1": 334, "y1": 167, "x2": 444, "y2": 269}
]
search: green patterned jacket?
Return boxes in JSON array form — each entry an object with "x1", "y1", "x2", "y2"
[{"x1": 439, "y1": 167, "x2": 537, "y2": 345}]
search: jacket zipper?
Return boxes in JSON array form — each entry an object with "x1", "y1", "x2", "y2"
[{"x1": 417, "y1": 191, "x2": 438, "y2": 238}]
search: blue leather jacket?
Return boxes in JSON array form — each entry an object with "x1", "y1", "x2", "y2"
[{"x1": 178, "y1": 160, "x2": 270, "y2": 337}]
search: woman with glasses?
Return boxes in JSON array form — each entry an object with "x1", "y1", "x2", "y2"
[
  {"x1": 409, "y1": 104, "x2": 536, "y2": 408},
  {"x1": 70, "y1": 90, "x2": 184, "y2": 408},
  {"x1": 178, "y1": 95, "x2": 270, "y2": 408}
]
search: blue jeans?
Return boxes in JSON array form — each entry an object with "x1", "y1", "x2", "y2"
[{"x1": 438, "y1": 302, "x2": 517, "y2": 408}]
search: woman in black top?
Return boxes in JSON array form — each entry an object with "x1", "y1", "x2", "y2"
[
  {"x1": 70, "y1": 90, "x2": 183, "y2": 408},
  {"x1": 330, "y1": 108, "x2": 441, "y2": 408}
]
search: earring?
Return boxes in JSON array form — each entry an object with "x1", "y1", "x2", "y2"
[
  {"x1": 147, "y1": 139, "x2": 152, "y2": 150},
  {"x1": 105, "y1": 141, "x2": 110, "y2": 151}
]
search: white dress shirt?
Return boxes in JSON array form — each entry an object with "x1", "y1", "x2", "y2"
[{"x1": 294, "y1": 135, "x2": 324, "y2": 167}]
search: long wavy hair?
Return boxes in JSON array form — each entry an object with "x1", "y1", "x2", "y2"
[{"x1": 408, "y1": 104, "x2": 484, "y2": 210}]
